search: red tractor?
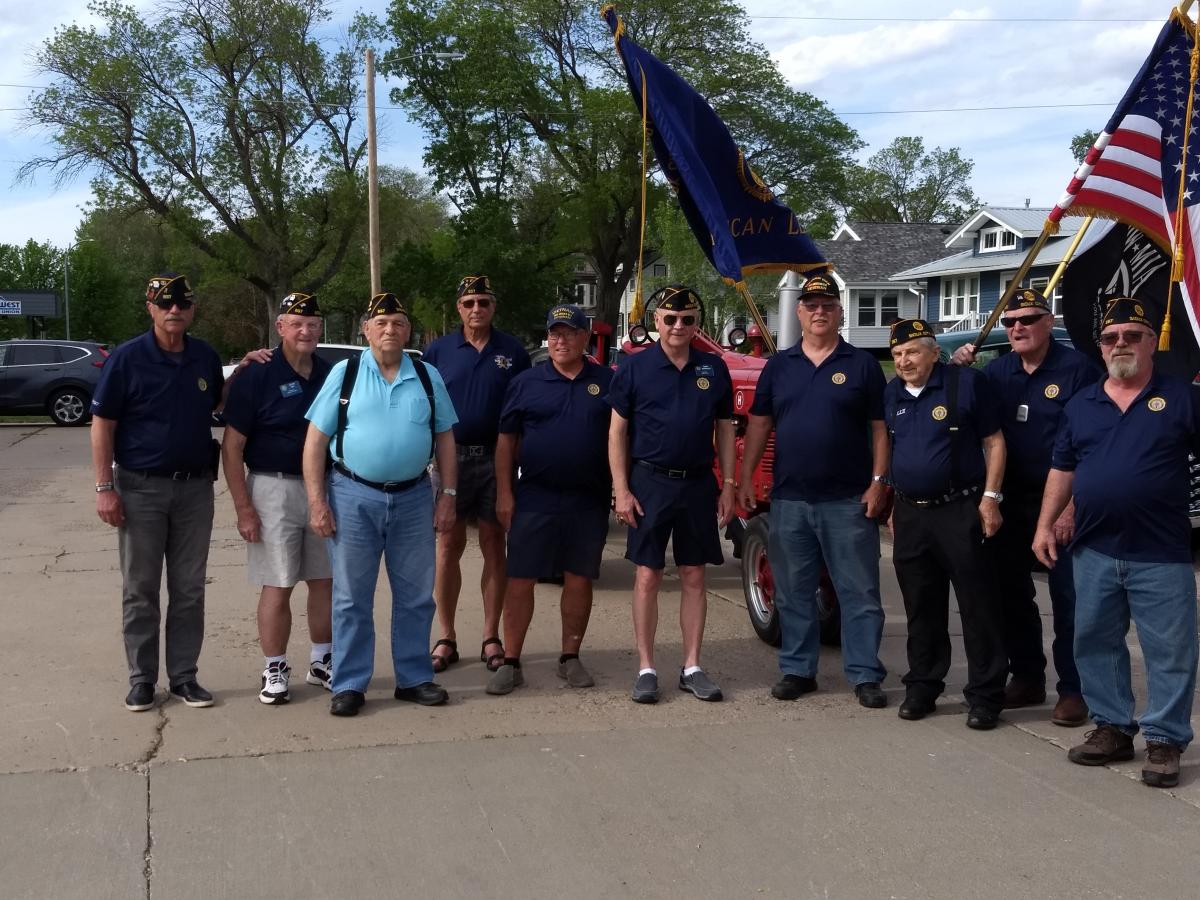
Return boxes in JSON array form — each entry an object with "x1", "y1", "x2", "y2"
[{"x1": 618, "y1": 323, "x2": 843, "y2": 648}]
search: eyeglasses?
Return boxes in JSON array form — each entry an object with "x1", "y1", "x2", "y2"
[
  {"x1": 151, "y1": 298, "x2": 194, "y2": 311},
  {"x1": 800, "y1": 300, "x2": 840, "y2": 312},
  {"x1": 661, "y1": 314, "x2": 697, "y2": 327},
  {"x1": 1000, "y1": 313, "x2": 1047, "y2": 328},
  {"x1": 460, "y1": 297, "x2": 492, "y2": 309},
  {"x1": 1099, "y1": 330, "x2": 1150, "y2": 346},
  {"x1": 546, "y1": 330, "x2": 580, "y2": 342}
]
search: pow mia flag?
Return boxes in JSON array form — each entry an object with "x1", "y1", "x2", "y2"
[{"x1": 1062, "y1": 220, "x2": 1200, "y2": 380}]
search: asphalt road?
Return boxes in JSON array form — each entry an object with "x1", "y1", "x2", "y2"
[{"x1": 1, "y1": 424, "x2": 1198, "y2": 899}]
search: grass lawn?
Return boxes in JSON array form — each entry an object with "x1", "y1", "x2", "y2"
[{"x1": 0, "y1": 415, "x2": 51, "y2": 424}]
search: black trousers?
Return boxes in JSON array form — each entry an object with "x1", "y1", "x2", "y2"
[
  {"x1": 988, "y1": 490, "x2": 1047, "y2": 686},
  {"x1": 892, "y1": 495, "x2": 1006, "y2": 711}
]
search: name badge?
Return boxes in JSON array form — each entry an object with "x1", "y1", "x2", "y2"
[
  {"x1": 695, "y1": 364, "x2": 715, "y2": 377},
  {"x1": 279, "y1": 380, "x2": 303, "y2": 398}
]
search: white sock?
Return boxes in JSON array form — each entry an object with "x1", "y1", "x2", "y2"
[
  {"x1": 639, "y1": 667, "x2": 657, "y2": 676},
  {"x1": 683, "y1": 666, "x2": 702, "y2": 676},
  {"x1": 310, "y1": 643, "x2": 331, "y2": 662},
  {"x1": 265, "y1": 654, "x2": 286, "y2": 668}
]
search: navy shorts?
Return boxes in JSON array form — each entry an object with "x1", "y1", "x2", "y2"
[
  {"x1": 624, "y1": 465, "x2": 723, "y2": 569},
  {"x1": 506, "y1": 501, "x2": 610, "y2": 580},
  {"x1": 432, "y1": 449, "x2": 497, "y2": 523}
]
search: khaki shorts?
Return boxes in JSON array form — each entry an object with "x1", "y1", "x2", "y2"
[{"x1": 246, "y1": 473, "x2": 332, "y2": 588}]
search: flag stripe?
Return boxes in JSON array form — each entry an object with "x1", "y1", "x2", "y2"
[{"x1": 1091, "y1": 158, "x2": 1163, "y2": 196}]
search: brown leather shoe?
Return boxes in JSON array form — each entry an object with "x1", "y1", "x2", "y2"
[
  {"x1": 1051, "y1": 694, "x2": 1089, "y2": 727},
  {"x1": 1067, "y1": 725, "x2": 1135, "y2": 766},
  {"x1": 1002, "y1": 679, "x2": 1047, "y2": 709},
  {"x1": 1142, "y1": 742, "x2": 1181, "y2": 788}
]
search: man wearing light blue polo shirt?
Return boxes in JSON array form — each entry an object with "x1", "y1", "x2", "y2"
[{"x1": 302, "y1": 293, "x2": 459, "y2": 717}]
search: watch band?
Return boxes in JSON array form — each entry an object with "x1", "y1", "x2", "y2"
[
  {"x1": 983, "y1": 490, "x2": 1003, "y2": 502},
  {"x1": 440, "y1": 487, "x2": 458, "y2": 497}
]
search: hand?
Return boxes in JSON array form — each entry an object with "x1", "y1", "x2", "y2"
[
  {"x1": 434, "y1": 492, "x2": 456, "y2": 533},
  {"x1": 614, "y1": 489, "x2": 644, "y2": 529},
  {"x1": 978, "y1": 498, "x2": 1002, "y2": 539},
  {"x1": 238, "y1": 347, "x2": 273, "y2": 369},
  {"x1": 951, "y1": 343, "x2": 977, "y2": 367},
  {"x1": 736, "y1": 480, "x2": 756, "y2": 513},
  {"x1": 886, "y1": 510, "x2": 895, "y2": 539},
  {"x1": 495, "y1": 490, "x2": 514, "y2": 532},
  {"x1": 860, "y1": 480, "x2": 887, "y2": 519},
  {"x1": 717, "y1": 483, "x2": 736, "y2": 528},
  {"x1": 235, "y1": 505, "x2": 262, "y2": 543},
  {"x1": 1032, "y1": 525, "x2": 1059, "y2": 569},
  {"x1": 1052, "y1": 503, "x2": 1075, "y2": 546},
  {"x1": 96, "y1": 490, "x2": 124, "y2": 527},
  {"x1": 309, "y1": 499, "x2": 336, "y2": 538}
]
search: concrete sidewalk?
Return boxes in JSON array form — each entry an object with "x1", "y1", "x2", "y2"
[{"x1": 2, "y1": 425, "x2": 1198, "y2": 899}]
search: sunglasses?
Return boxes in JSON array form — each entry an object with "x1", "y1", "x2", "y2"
[
  {"x1": 1000, "y1": 313, "x2": 1047, "y2": 328},
  {"x1": 800, "y1": 300, "x2": 840, "y2": 312},
  {"x1": 460, "y1": 297, "x2": 492, "y2": 309},
  {"x1": 661, "y1": 314, "x2": 697, "y2": 327},
  {"x1": 151, "y1": 298, "x2": 194, "y2": 310},
  {"x1": 1099, "y1": 330, "x2": 1150, "y2": 346}
]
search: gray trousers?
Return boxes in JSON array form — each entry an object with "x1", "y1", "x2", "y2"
[{"x1": 116, "y1": 469, "x2": 214, "y2": 687}]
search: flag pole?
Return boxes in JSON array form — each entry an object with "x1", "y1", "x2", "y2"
[
  {"x1": 733, "y1": 281, "x2": 776, "y2": 354},
  {"x1": 1043, "y1": 216, "x2": 1093, "y2": 296},
  {"x1": 971, "y1": 223, "x2": 1056, "y2": 346}
]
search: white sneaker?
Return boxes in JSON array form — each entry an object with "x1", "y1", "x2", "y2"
[
  {"x1": 259, "y1": 661, "x2": 291, "y2": 705},
  {"x1": 306, "y1": 653, "x2": 332, "y2": 691}
]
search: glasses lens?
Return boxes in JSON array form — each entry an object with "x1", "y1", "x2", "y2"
[
  {"x1": 802, "y1": 301, "x2": 838, "y2": 311},
  {"x1": 1100, "y1": 331, "x2": 1147, "y2": 346},
  {"x1": 153, "y1": 298, "x2": 193, "y2": 310},
  {"x1": 1001, "y1": 314, "x2": 1044, "y2": 328},
  {"x1": 663, "y1": 314, "x2": 696, "y2": 327},
  {"x1": 461, "y1": 298, "x2": 491, "y2": 309}
]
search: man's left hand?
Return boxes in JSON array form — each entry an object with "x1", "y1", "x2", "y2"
[
  {"x1": 717, "y1": 482, "x2": 736, "y2": 528},
  {"x1": 860, "y1": 480, "x2": 888, "y2": 519},
  {"x1": 978, "y1": 498, "x2": 1002, "y2": 539},
  {"x1": 435, "y1": 492, "x2": 457, "y2": 533}
]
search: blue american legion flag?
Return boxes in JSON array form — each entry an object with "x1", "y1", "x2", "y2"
[
  {"x1": 600, "y1": 5, "x2": 826, "y2": 285},
  {"x1": 1049, "y1": 10, "x2": 1200, "y2": 333}
]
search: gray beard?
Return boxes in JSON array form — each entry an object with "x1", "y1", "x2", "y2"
[{"x1": 1106, "y1": 355, "x2": 1140, "y2": 379}]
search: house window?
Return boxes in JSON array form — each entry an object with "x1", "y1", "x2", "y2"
[
  {"x1": 881, "y1": 291, "x2": 899, "y2": 326},
  {"x1": 1028, "y1": 277, "x2": 1063, "y2": 315},
  {"x1": 940, "y1": 276, "x2": 979, "y2": 319},
  {"x1": 980, "y1": 226, "x2": 1017, "y2": 253},
  {"x1": 855, "y1": 290, "x2": 900, "y2": 327},
  {"x1": 1001, "y1": 231, "x2": 1016, "y2": 248},
  {"x1": 856, "y1": 289, "x2": 876, "y2": 327}
]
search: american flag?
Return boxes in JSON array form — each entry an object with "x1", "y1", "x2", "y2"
[{"x1": 1049, "y1": 11, "x2": 1200, "y2": 329}]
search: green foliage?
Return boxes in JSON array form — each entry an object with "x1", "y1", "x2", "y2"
[
  {"x1": 1071, "y1": 129, "x2": 1099, "y2": 165},
  {"x1": 0, "y1": 241, "x2": 62, "y2": 340},
  {"x1": 843, "y1": 136, "x2": 981, "y2": 224}
]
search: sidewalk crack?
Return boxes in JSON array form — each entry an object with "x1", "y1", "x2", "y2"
[{"x1": 142, "y1": 766, "x2": 153, "y2": 899}]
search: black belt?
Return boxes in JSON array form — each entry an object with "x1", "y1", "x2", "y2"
[
  {"x1": 457, "y1": 444, "x2": 493, "y2": 458},
  {"x1": 895, "y1": 484, "x2": 981, "y2": 509},
  {"x1": 125, "y1": 467, "x2": 210, "y2": 481},
  {"x1": 249, "y1": 469, "x2": 303, "y2": 480},
  {"x1": 634, "y1": 459, "x2": 709, "y2": 480},
  {"x1": 333, "y1": 461, "x2": 426, "y2": 493}
]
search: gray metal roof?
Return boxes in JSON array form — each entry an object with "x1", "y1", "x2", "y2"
[
  {"x1": 816, "y1": 222, "x2": 957, "y2": 284},
  {"x1": 944, "y1": 206, "x2": 1085, "y2": 248}
]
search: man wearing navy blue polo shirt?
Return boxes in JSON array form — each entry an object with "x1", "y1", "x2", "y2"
[
  {"x1": 1035, "y1": 297, "x2": 1200, "y2": 789},
  {"x1": 303, "y1": 293, "x2": 459, "y2": 717},
  {"x1": 954, "y1": 288, "x2": 1100, "y2": 727},
  {"x1": 91, "y1": 273, "x2": 224, "y2": 712},
  {"x1": 737, "y1": 273, "x2": 889, "y2": 708},
  {"x1": 424, "y1": 275, "x2": 531, "y2": 675},
  {"x1": 885, "y1": 319, "x2": 1008, "y2": 729},
  {"x1": 608, "y1": 285, "x2": 737, "y2": 704},
  {"x1": 222, "y1": 292, "x2": 334, "y2": 706},
  {"x1": 485, "y1": 304, "x2": 614, "y2": 695}
]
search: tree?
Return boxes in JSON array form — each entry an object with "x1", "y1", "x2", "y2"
[
  {"x1": 0, "y1": 241, "x2": 62, "y2": 340},
  {"x1": 22, "y1": 0, "x2": 369, "y2": 338},
  {"x1": 378, "y1": 0, "x2": 860, "y2": 327},
  {"x1": 843, "y1": 136, "x2": 981, "y2": 223},
  {"x1": 1071, "y1": 129, "x2": 1100, "y2": 165}
]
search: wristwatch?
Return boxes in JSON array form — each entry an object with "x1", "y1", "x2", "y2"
[
  {"x1": 722, "y1": 477, "x2": 736, "y2": 486},
  {"x1": 440, "y1": 487, "x2": 458, "y2": 497},
  {"x1": 871, "y1": 474, "x2": 886, "y2": 483},
  {"x1": 96, "y1": 482, "x2": 115, "y2": 493},
  {"x1": 983, "y1": 490, "x2": 1004, "y2": 502}
]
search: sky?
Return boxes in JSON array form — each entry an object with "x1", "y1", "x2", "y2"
[{"x1": 0, "y1": 0, "x2": 1182, "y2": 249}]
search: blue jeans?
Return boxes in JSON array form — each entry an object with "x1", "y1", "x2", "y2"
[
  {"x1": 326, "y1": 470, "x2": 436, "y2": 693},
  {"x1": 768, "y1": 498, "x2": 886, "y2": 685},
  {"x1": 1072, "y1": 546, "x2": 1198, "y2": 749}
]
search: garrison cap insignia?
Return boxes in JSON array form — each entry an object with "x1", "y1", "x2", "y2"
[
  {"x1": 365, "y1": 292, "x2": 408, "y2": 318},
  {"x1": 280, "y1": 292, "x2": 322, "y2": 317},
  {"x1": 831, "y1": 372, "x2": 847, "y2": 385},
  {"x1": 1044, "y1": 384, "x2": 1060, "y2": 399},
  {"x1": 931, "y1": 405, "x2": 948, "y2": 421},
  {"x1": 696, "y1": 376, "x2": 711, "y2": 390},
  {"x1": 1148, "y1": 396, "x2": 1167, "y2": 412},
  {"x1": 587, "y1": 383, "x2": 601, "y2": 396}
]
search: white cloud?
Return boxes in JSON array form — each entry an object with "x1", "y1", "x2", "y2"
[{"x1": 0, "y1": 189, "x2": 91, "y2": 248}]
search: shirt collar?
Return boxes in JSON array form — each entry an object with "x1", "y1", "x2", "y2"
[
  {"x1": 361, "y1": 348, "x2": 415, "y2": 382},
  {"x1": 651, "y1": 340, "x2": 699, "y2": 368},
  {"x1": 787, "y1": 337, "x2": 851, "y2": 360}
]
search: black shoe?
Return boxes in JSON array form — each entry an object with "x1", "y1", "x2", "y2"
[
  {"x1": 169, "y1": 681, "x2": 214, "y2": 708},
  {"x1": 854, "y1": 682, "x2": 888, "y2": 709},
  {"x1": 966, "y1": 707, "x2": 1001, "y2": 730},
  {"x1": 330, "y1": 690, "x2": 365, "y2": 716},
  {"x1": 771, "y1": 674, "x2": 817, "y2": 700},
  {"x1": 125, "y1": 683, "x2": 155, "y2": 712},
  {"x1": 394, "y1": 682, "x2": 448, "y2": 706},
  {"x1": 898, "y1": 696, "x2": 936, "y2": 720}
]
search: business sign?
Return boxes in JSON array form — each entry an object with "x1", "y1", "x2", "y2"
[{"x1": 0, "y1": 292, "x2": 58, "y2": 316}]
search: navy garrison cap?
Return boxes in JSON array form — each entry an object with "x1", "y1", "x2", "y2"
[
  {"x1": 279, "y1": 292, "x2": 322, "y2": 317},
  {"x1": 651, "y1": 284, "x2": 702, "y2": 312},
  {"x1": 365, "y1": 292, "x2": 408, "y2": 319},
  {"x1": 457, "y1": 274, "x2": 494, "y2": 297},
  {"x1": 889, "y1": 318, "x2": 933, "y2": 347},
  {"x1": 145, "y1": 273, "x2": 193, "y2": 306},
  {"x1": 1005, "y1": 288, "x2": 1051, "y2": 313},
  {"x1": 1101, "y1": 295, "x2": 1157, "y2": 331}
]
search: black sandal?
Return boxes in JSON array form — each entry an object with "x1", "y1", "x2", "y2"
[
  {"x1": 480, "y1": 637, "x2": 505, "y2": 672},
  {"x1": 431, "y1": 638, "x2": 459, "y2": 673}
]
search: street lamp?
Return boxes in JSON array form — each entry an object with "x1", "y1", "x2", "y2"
[
  {"x1": 62, "y1": 238, "x2": 94, "y2": 341},
  {"x1": 365, "y1": 49, "x2": 465, "y2": 294}
]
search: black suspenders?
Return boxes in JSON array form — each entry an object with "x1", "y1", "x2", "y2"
[{"x1": 335, "y1": 354, "x2": 437, "y2": 463}]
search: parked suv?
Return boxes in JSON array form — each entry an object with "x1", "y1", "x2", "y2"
[{"x1": 0, "y1": 339, "x2": 109, "y2": 426}]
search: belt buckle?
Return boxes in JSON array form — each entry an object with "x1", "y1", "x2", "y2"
[
  {"x1": 667, "y1": 468, "x2": 687, "y2": 479},
  {"x1": 469, "y1": 446, "x2": 486, "y2": 457},
  {"x1": 382, "y1": 481, "x2": 401, "y2": 491},
  {"x1": 171, "y1": 471, "x2": 191, "y2": 481},
  {"x1": 913, "y1": 497, "x2": 931, "y2": 508}
]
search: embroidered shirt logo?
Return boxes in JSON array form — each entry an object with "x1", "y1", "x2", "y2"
[
  {"x1": 831, "y1": 372, "x2": 847, "y2": 385},
  {"x1": 494, "y1": 355, "x2": 512, "y2": 370},
  {"x1": 197, "y1": 377, "x2": 208, "y2": 392},
  {"x1": 696, "y1": 377, "x2": 711, "y2": 390},
  {"x1": 931, "y1": 405, "x2": 948, "y2": 421},
  {"x1": 587, "y1": 383, "x2": 601, "y2": 396},
  {"x1": 1044, "y1": 384, "x2": 1060, "y2": 399},
  {"x1": 1148, "y1": 396, "x2": 1167, "y2": 412}
]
